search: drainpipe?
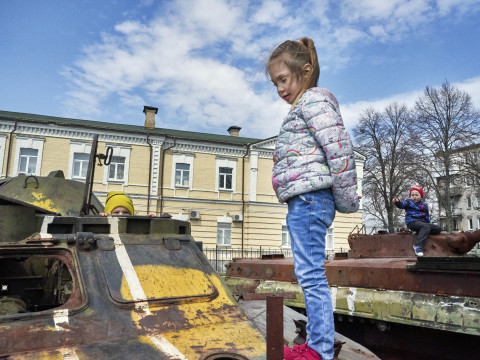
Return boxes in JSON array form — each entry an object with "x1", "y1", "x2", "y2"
[
  {"x1": 241, "y1": 143, "x2": 251, "y2": 257},
  {"x1": 159, "y1": 136, "x2": 176, "y2": 215},
  {"x1": 146, "y1": 133, "x2": 153, "y2": 214},
  {"x1": 5, "y1": 120, "x2": 18, "y2": 178}
]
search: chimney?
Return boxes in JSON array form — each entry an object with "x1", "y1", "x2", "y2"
[
  {"x1": 143, "y1": 106, "x2": 158, "y2": 129},
  {"x1": 227, "y1": 126, "x2": 241, "y2": 137}
]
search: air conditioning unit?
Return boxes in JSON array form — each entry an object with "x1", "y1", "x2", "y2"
[
  {"x1": 232, "y1": 214, "x2": 243, "y2": 222},
  {"x1": 189, "y1": 210, "x2": 200, "y2": 219}
]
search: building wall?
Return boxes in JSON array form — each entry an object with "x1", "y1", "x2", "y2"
[
  {"x1": 435, "y1": 145, "x2": 480, "y2": 232},
  {"x1": 0, "y1": 116, "x2": 364, "y2": 252}
]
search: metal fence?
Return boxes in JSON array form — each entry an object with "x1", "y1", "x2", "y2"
[
  {"x1": 202, "y1": 246, "x2": 292, "y2": 274},
  {"x1": 202, "y1": 246, "x2": 339, "y2": 274}
]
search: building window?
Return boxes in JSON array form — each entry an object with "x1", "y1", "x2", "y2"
[
  {"x1": 219, "y1": 167, "x2": 233, "y2": 190},
  {"x1": 216, "y1": 156, "x2": 237, "y2": 192},
  {"x1": 18, "y1": 148, "x2": 38, "y2": 174},
  {"x1": 217, "y1": 222, "x2": 231, "y2": 246},
  {"x1": 0, "y1": 134, "x2": 6, "y2": 177},
  {"x1": 326, "y1": 227, "x2": 334, "y2": 250},
  {"x1": 72, "y1": 153, "x2": 89, "y2": 179},
  {"x1": 282, "y1": 225, "x2": 290, "y2": 248},
  {"x1": 467, "y1": 196, "x2": 472, "y2": 209},
  {"x1": 469, "y1": 218, "x2": 473, "y2": 230},
  {"x1": 452, "y1": 219, "x2": 459, "y2": 231},
  {"x1": 477, "y1": 196, "x2": 480, "y2": 208},
  {"x1": 103, "y1": 144, "x2": 131, "y2": 185},
  {"x1": 175, "y1": 163, "x2": 190, "y2": 187},
  {"x1": 13, "y1": 136, "x2": 44, "y2": 176},
  {"x1": 451, "y1": 198, "x2": 457, "y2": 213},
  {"x1": 478, "y1": 217, "x2": 480, "y2": 230},
  {"x1": 172, "y1": 152, "x2": 195, "y2": 190},
  {"x1": 108, "y1": 156, "x2": 126, "y2": 181}
]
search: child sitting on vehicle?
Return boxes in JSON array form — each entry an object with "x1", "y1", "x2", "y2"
[{"x1": 393, "y1": 186, "x2": 441, "y2": 256}]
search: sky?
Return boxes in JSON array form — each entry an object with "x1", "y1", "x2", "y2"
[{"x1": 1, "y1": 0, "x2": 480, "y2": 139}]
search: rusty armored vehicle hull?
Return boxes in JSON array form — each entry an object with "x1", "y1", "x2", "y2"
[
  {"x1": 0, "y1": 136, "x2": 267, "y2": 359},
  {"x1": 0, "y1": 211, "x2": 267, "y2": 359},
  {"x1": 225, "y1": 230, "x2": 480, "y2": 360}
]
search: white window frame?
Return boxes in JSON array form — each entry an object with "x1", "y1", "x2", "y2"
[
  {"x1": 326, "y1": 226, "x2": 335, "y2": 251},
  {"x1": 281, "y1": 222, "x2": 290, "y2": 248},
  {"x1": 172, "y1": 152, "x2": 195, "y2": 189},
  {"x1": 68, "y1": 141, "x2": 92, "y2": 180},
  {"x1": 174, "y1": 163, "x2": 190, "y2": 187},
  {"x1": 103, "y1": 144, "x2": 131, "y2": 184},
  {"x1": 18, "y1": 148, "x2": 38, "y2": 175},
  {"x1": 467, "y1": 196, "x2": 472, "y2": 209},
  {"x1": 13, "y1": 136, "x2": 45, "y2": 176},
  {"x1": 217, "y1": 216, "x2": 232, "y2": 247},
  {"x1": 72, "y1": 153, "x2": 90, "y2": 179},
  {"x1": 108, "y1": 155, "x2": 126, "y2": 182},
  {"x1": 478, "y1": 217, "x2": 480, "y2": 230},
  {"x1": 215, "y1": 156, "x2": 237, "y2": 192},
  {"x1": 468, "y1": 218, "x2": 473, "y2": 231},
  {"x1": 0, "y1": 134, "x2": 6, "y2": 177},
  {"x1": 218, "y1": 167, "x2": 233, "y2": 190}
]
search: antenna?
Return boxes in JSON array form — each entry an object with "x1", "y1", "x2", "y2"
[{"x1": 80, "y1": 135, "x2": 113, "y2": 215}]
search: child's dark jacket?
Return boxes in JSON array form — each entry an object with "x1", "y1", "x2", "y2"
[{"x1": 395, "y1": 199, "x2": 430, "y2": 225}]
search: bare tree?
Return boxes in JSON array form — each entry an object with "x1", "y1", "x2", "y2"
[
  {"x1": 353, "y1": 103, "x2": 416, "y2": 232},
  {"x1": 462, "y1": 144, "x2": 480, "y2": 189},
  {"x1": 411, "y1": 81, "x2": 480, "y2": 232}
]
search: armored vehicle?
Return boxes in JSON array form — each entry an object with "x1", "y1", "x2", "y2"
[
  {"x1": 0, "y1": 135, "x2": 266, "y2": 359},
  {"x1": 0, "y1": 135, "x2": 379, "y2": 359},
  {"x1": 226, "y1": 229, "x2": 480, "y2": 360}
]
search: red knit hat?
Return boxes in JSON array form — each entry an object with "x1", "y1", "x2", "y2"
[{"x1": 409, "y1": 186, "x2": 424, "y2": 199}]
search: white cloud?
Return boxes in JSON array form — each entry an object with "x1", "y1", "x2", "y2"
[
  {"x1": 60, "y1": 0, "x2": 480, "y2": 138},
  {"x1": 436, "y1": 0, "x2": 480, "y2": 16},
  {"x1": 341, "y1": 76, "x2": 480, "y2": 131},
  {"x1": 457, "y1": 76, "x2": 480, "y2": 108},
  {"x1": 253, "y1": 0, "x2": 286, "y2": 24}
]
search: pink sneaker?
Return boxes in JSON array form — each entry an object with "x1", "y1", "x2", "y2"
[{"x1": 284, "y1": 343, "x2": 322, "y2": 360}]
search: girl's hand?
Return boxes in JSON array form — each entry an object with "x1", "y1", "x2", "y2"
[{"x1": 392, "y1": 197, "x2": 400, "y2": 203}]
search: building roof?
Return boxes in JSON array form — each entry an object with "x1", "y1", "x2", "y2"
[{"x1": 0, "y1": 110, "x2": 262, "y2": 146}]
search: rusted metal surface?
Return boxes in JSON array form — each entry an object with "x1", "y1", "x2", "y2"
[
  {"x1": 266, "y1": 295, "x2": 283, "y2": 360},
  {"x1": 0, "y1": 210, "x2": 267, "y2": 359},
  {"x1": 226, "y1": 254, "x2": 297, "y2": 282},
  {"x1": 348, "y1": 229, "x2": 480, "y2": 258},
  {"x1": 225, "y1": 228, "x2": 480, "y2": 359},
  {"x1": 326, "y1": 257, "x2": 480, "y2": 297}
]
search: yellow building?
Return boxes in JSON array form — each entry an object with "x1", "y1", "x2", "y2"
[{"x1": 0, "y1": 108, "x2": 364, "y2": 252}]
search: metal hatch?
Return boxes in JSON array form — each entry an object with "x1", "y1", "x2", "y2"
[{"x1": 99, "y1": 238, "x2": 218, "y2": 305}]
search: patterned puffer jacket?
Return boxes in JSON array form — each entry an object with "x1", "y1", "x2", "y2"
[{"x1": 272, "y1": 87, "x2": 360, "y2": 213}]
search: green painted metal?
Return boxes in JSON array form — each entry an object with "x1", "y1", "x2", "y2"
[
  {"x1": 0, "y1": 172, "x2": 103, "y2": 216},
  {"x1": 226, "y1": 278, "x2": 480, "y2": 337}
]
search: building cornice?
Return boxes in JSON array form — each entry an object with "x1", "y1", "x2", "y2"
[{"x1": 0, "y1": 120, "x2": 262, "y2": 158}]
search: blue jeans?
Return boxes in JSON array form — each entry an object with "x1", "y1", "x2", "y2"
[{"x1": 287, "y1": 189, "x2": 336, "y2": 360}]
